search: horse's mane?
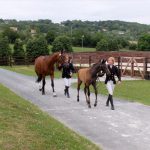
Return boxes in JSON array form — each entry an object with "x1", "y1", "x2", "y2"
[{"x1": 90, "y1": 61, "x2": 101, "y2": 77}]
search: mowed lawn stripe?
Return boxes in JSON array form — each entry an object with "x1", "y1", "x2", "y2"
[
  {"x1": 0, "y1": 84, "x2": 100, "y2": 150},
  {"x1": 72, "y1": 80, "x2": 150, "y2": 106}
]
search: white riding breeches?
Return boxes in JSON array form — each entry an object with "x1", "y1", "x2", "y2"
[
  {"x1": 106, "y1": 81, "x2": 115, "y2": 95},
  {"x1": 64, "y1": 78, "x2": 71, "y2": 87}
]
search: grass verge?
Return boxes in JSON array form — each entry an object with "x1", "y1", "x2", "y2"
[
  {"x1": 0, "y1": 84, "x2": 100, "y2": 150},
  {"x1": 0, "y1": 65, "x2": 75, "y2": 78},
  {"x1": 72, "y1": 80, "x2": 150, "y2": 106}
]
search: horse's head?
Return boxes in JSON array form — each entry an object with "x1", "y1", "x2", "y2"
[
  {"x1": 97, "y1": 59, "x2": 111, "y2": 77},
  {"x1": 56, "y1": 50, "x2": 67, "y2": 70}
]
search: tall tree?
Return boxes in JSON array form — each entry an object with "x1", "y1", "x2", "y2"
[
  {"x1": 0, "y1": 37, "x2": 11, "y2": 64},
  {"x1": 26, "y1": 36, "x2": 49, "y2": 59},
  {"x1": 2, "y1": 28, "x2": 19, "y2": 43},
  {"x1": 52, "y1": 35, "x2": 72, "y2": 52},
  {"x1": 13, "y1": 39, "x2": 25, "y2": 61},
  {"x1": 46, "y1": 31, "x2": 56, "y2": 44}
]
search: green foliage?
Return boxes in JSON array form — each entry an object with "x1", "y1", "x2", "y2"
[
  {"x1": 129, "y1": 43, "x2": 137, "y2": 50},
  {"x1": 96, "y1": 38, "x2": 119, "y2": 51},
  {"x1": 13, "y1": 39, "x2": 25, "y2": 59},
  {"x1": 0, "y1": 84, "x2": 100, "y2": 150},
  {"x1": 52, "y1": 35, "x2": 73, "y2": 52},
  {"x1": 26, "y1": 37, "x2": 49, "y2": 58},
  {"x1": 108, "y1": 39, "x2": 119, "y2": 51},
  {"x1": 138, "y1": 34, "x2": 150, "y2": 51},
  {"x1": 96, "y1": 39, "x2": 108, "y2": 51},
  {"x1": 46, "y1": 31, "x2": 56, "y2": 44},
  {"x1": 2, "y1": 28, "x2": 19, "y2": 43},
  {"x1": 0, "y1": 37, "x2": 11, "y2": 58}
]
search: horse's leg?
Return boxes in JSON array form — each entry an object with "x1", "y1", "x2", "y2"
[
  {"x1": 77, "y1": 80, "x2": 82, "y2": 102},
  {"x1": 50, "y1": 75, "x2": 57, "y2": 97},
  {"x1": 84, "y1": 85, "x2": 91, "y2": 108},
  {"x1": 87, "y1": 86, "x2": 91, "y2": 108},
  {"x1": 42, "y1": 77, "x2": 46, "y2": 95},
  {"x1": 92, "y1": 82, "x2": 98, "y2": 107},
  {"x1": 84, "y1": 85, "x2": 88, "y2": 106}
]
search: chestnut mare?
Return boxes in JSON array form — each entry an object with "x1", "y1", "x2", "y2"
[
  {"x1": 77, "y1": 59, "x2": 110, "y2": 108},
  {"x1": 35, "y1": 51, "x2": 66, "y2": 97}
]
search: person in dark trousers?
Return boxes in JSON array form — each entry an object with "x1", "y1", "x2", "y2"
[
  {"x1": 61, "y1": 56, "x2": 75, "y2": 98},
  {"x1": 105, "y1": 57, "x2": 121, "y2": 110}
]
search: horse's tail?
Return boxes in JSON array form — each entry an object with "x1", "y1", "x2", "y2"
[{"x1": 36, "y1": 75, "x2": 42, "y2": 83}]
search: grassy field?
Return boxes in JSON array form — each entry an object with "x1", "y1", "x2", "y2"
[
  {"x1": 72, "y1": 80, "x2": 150, "y2": 106},
  {"x1": 0, "y1": 65, "x2": 66, "y2": 78},
  {"x1": 73, "y1": 47, "x2": 96, "y2": 52},
  {"x1": 0, "y1": 84, "x2": 100, "y2": 150}
]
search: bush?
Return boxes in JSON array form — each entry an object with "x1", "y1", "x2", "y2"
[
  {"x1": 96, "y1": 38, "x2": 119, "y2": 51},
  {"x1": 96, "y1": 39, "x2": 108, "y2": 51},
  {"x1": 138, "y1": 34, "x2": 150, "y2": 51},
  {"x1": 2, "y1": 28, "x2": 19, "y2": 43},
  {"x1": 46, "y1": 31, "x2": 56, "y2": 44},
  {"x1": 26, "y1": 37, "x2": 49, "y2": 59},
  {"x1": 0, "y1": 37, "x2": 11, "y2": 64},
  {"x1": 13, "y1": 39, "x2": 25, "y2": 63},
  {"x1": 129, "y1": 43, "x2": 137, "y2": 50},
  {"x1": 52, "y1": 35, "x2": 72, "y2": 52},
  {"x1": 0, "y1": 37, "x2": 11, "y2": 57}
]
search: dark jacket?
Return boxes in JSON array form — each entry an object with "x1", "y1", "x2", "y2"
[
  {"x1": 62, "y1": 62, "x2": 75, "y2": 78},
  {"x1": 105, "y1": 65, "x2": 121, "y2": 84}
]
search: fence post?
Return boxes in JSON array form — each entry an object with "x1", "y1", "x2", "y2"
[
  {"x1": 143, "y1": 57, "x2": 147, "y2": 79},
  {"x1": 131, "y1": 57, "x2": 134, "y2": 77},
  {"x1": 9, "y1": 56, "x2": 13, "y2": 67},
  {"x1": 89, "y1": 56, "x2": 91, "y2": 67},
  {"x1": 80, "y1": 56, "x2": 82, "y2": 68}
]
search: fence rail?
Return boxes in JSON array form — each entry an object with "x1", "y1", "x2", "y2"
[{"x1": 0, "y1": 51, "x2": 150, "y2": 79}]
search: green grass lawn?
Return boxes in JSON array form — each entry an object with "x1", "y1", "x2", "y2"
[
  {"x1": 72, "y1": 80, "x2": 150, "y2": 106},
  {"x1": 0, "y1": 84, "x2": 100, "y2": 150},
  {"x1": 73, "y1": 47, "x2": 96, "y2": 52},
  {"x1": 0, "y1": 65, "x2": 72, "y2": 78}
]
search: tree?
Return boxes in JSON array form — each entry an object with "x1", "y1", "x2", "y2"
[
  {"x1": 52, "y1": 35, "x2": 72, "y2": 52},
  {"x1": 138, "y1": 34, "x2": 150, "y2": 51},
  {"x1": 0, "y1": 37, "x2": 11, "y2": 64},
  {"x1": 13, "y1": 39, "x2": 25, "y2": 61},
  {"x1": 26, "y1": 36, "x2": 49, "y2": 59},
  {"x1": 129, "y1": 43, "x2": 137, "y2": 50},
  {"x1": 96, "y1": 39, "x2": 108, "y2": 51},
  {"x1": 46, "y1": 31, "x2": 56, "y2": 44},
  {"x1": 2, "y1": 28, "x2": 19, "y2": 43},
  {"x1": 96, "y1": 38, "x2": 119, "y2": 51},
  {"x1": 108, "y1": 39, "x2": 119, "y2": 51}
]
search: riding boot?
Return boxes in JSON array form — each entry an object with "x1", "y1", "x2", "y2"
[
  {"x1": 64, "y1": 86, "x2": 67, "y2": 96},
  {"x1": 109, "y1": 95, "x2": 115, "y2": 110},
  {"x1": 66, "y1": 86, "x2": 70, "y2": 98},
  {"x1": 106, "y1": 94, "x2": 110, "y2": 106}
]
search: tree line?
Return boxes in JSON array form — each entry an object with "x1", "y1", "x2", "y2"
[{"x1": 0, "y1": 19, "x2": 150, "y2": 63}]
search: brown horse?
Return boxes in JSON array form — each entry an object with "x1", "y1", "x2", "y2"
[
  {"x1": 35, "y1": 51, "x2": 66, "y2": 97},
  {"x1": 77, "y1": 59, "x2": 110, "y2": 108}
]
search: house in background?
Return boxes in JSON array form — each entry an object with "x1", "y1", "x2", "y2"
[{"x1": 10, "y1": 27, "x2": 18, "y2": 32}]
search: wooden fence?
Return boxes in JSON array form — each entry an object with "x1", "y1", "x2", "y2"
[{"x1": 0, "y1": 51, "x2": 150, "y2": 79}]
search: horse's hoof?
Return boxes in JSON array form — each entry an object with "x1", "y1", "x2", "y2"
[
  {"x1": 77, "y1": 99, "x2": 79, "y2": 102},
  {"x1": 94, "y1": 104, "x2": 97, "y2": 107},
  {"x1": 39, "y1": 89, "x2": 42, "y2": 91},
  {"x1": 88, "y1": 105, "x2": 91, "y2": 108},
  {"x1": 53, "y1": 92, "x2": 57, "y2": 97}
]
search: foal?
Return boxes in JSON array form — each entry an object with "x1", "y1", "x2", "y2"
[{"x1": 77, "y1": 59, "x2": 110, "y2": 108}]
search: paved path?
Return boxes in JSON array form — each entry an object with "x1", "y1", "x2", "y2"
[{"x1": 0, "y1": 68, "x2": 150, "y2": 150}]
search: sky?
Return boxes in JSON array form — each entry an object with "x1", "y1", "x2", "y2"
[{"x1": 0, "y1": 0, "x2": 150, "y2": 24}]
